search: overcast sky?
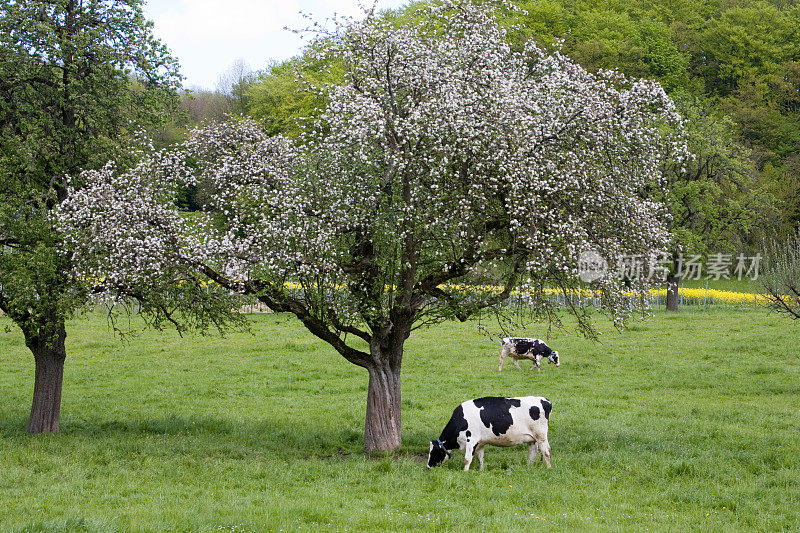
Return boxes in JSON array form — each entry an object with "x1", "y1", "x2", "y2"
[{"x1": 142, "y1": 0, "x2": 411, "y2": 90}]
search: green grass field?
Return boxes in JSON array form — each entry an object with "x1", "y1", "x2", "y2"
[{"x1": 1, "y1": 308, "x2": 798, "y2": 532}]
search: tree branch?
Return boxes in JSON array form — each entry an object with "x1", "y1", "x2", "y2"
[{"x1": 197, "y1": 264, "x2": 372, "y2": 366}]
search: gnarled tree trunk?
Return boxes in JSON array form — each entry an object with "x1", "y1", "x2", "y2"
[
  {"x1": 364, "y1": 359, "x2": 402, "y2": 453},
  {"x1": 25, "y1": 322, "x2": 67, "y2": 433},
  {"x1": 363, "y1": 320, "x2": 408, "y2": 453}
]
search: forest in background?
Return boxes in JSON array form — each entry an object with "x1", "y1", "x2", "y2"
[{"x1": 168, "y1": 0, "x2": 799, "y2": 253}]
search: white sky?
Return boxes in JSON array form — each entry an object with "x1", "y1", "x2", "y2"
[{"x1": 142, "y1": 0, "x2": 412, "y2": 90}]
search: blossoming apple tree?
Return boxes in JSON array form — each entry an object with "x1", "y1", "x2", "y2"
[{"x1": 59, "y1": 1, "x2": 688, "y2": 452}]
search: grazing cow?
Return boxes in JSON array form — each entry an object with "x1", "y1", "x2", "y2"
[
  {"x1": 498, "y1": 337, "x2": 560, "y2": 371},
  {"x1": 427, "y1": 396, "x2": 552, "y2": 471}
]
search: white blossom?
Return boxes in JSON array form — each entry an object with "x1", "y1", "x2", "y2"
[{"x1": 58, "y1": 0, "x2": 688, "y2": 341}]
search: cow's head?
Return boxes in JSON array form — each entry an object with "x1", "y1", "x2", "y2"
[
  {"x1": 549, "y1": 351, "x2": 560, "y2": 367},
  {"x1": 427, "y1": 439, "x2": 451, "y2": 468}
]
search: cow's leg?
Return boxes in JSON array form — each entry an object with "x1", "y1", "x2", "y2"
[
  {"x1": 498, "y1": 349, "x2": 507, "y2": 371},
  {"x1": 538, "y1": 439, "x2": 551, "y2": 468},
  {"x1": 532, "y1": 355, "x2": 541, "y2": 371},
  {"x1": 513, "y1": 358, "x2": 522, "y2": 370},
  {"x1": 464, "y1": 444, "x2": 475, "y2": 471},
  {"x1": 527, "y1": 442, "x2": 539, "y2": 464},
  {"x1": 476, "y1": 446, "x2": 485, "y2": 471}
]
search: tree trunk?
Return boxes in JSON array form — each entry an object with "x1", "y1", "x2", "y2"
[
  {"x1": 666, "y1": 272, "x2": 680, "y2": 312},
  {"x1": 26, "y1": 323, "x2": 67, "y2": 433},
  {"x1": 364, "y1": 359, "x2": 402, "y2": 453}
]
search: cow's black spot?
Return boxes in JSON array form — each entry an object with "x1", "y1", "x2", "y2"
[
  {"x1": 473, "y1": 397, "x2": 521, "y2": 436},
  {"x1": 511, "y1": 338, "x2": 553, "y2": 356},
  {"x1": 513, "y1": 340, "x2": 535, "y2": 354},
  {"x1": 465, "y1": 430, "x2": 471, "y2": 438},
  {"x1": 533, "y1": 341, "x2": 552, "y2": 356},
  {"x1": 530, "y1": 406, "x2": 540, "y2": 420},
  {"x1": 439, "y1": 404, "x2": 468, "y2": 450},
  {"x1": 541, "y1": 399, "x2": 552, "y2": 420}
]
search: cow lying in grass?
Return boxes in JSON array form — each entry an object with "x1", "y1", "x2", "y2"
[
  {"x1": 498, "y1": 337, "x2": 560, "y2": 371},
  {"x1": 427, "y1": 396, "x2": 552, "y2": 471}
]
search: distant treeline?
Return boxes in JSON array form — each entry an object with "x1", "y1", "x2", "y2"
[{"x1": 171, "y1": 0, "x2": 800, "y2": 245}]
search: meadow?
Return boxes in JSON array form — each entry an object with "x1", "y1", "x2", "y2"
[{"x1": 0, "y1": 307, "x2": 798, "y2": 532}]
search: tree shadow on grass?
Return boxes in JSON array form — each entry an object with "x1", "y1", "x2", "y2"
[
  {"x1": 0, "y1": 413, "x2": 435, "y2": 462},
  {"x1": 0, "y1": 412, "x2": 660, "y2": 464}
]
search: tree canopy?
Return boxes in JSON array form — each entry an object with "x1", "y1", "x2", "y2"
[{"x1": 244, "y1": 0, "x2": 798, "y2": 241}]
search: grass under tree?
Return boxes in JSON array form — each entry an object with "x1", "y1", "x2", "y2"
[{"x1": 0, "y1": 308, "x2": 797, "y2": 531}]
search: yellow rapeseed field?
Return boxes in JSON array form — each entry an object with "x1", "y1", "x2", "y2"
[
  {"x1": 100, "y1": 278, "x2": 769, "y2": 309},
  {"x1": 434, "y1": 284, "x2": 768, "y2": 307}
]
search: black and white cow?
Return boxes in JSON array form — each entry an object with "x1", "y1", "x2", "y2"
[
  {"x1": 498, "y1": 337, "x2": 560, "y2": 371},
  {"x1": 427, "y1": 396, "x2": 552, "y2": 471}
]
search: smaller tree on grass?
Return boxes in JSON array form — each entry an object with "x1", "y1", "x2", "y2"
[
  {"x1": 0, "y1": 0, "x2": 183, "y2": 433},
  {"x1": 60, "y1": 0, "x2": 688, "y2": 452}
]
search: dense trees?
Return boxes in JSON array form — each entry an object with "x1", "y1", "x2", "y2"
[
  {"x1": 245, "y1": 0, "x2": 798, "y2": 242},
  {"x1": 659, "y1": 96, "x2": 780, "y2": 309},
  {"x1": 60, "y1": 1, "x2": 688, "y2": 451},
  {"x1": 515, "y1": 0, "x2": 797, "y2": 309},
  {"x1": 0, "y1": 0, "x2": 181, "y2": 432},
  {"x1": 537, "y1": 0, "x2": 800, "y2": 233},
  {"x1": 246, "y1": 60, "x2": 331, "y2": 137}
]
